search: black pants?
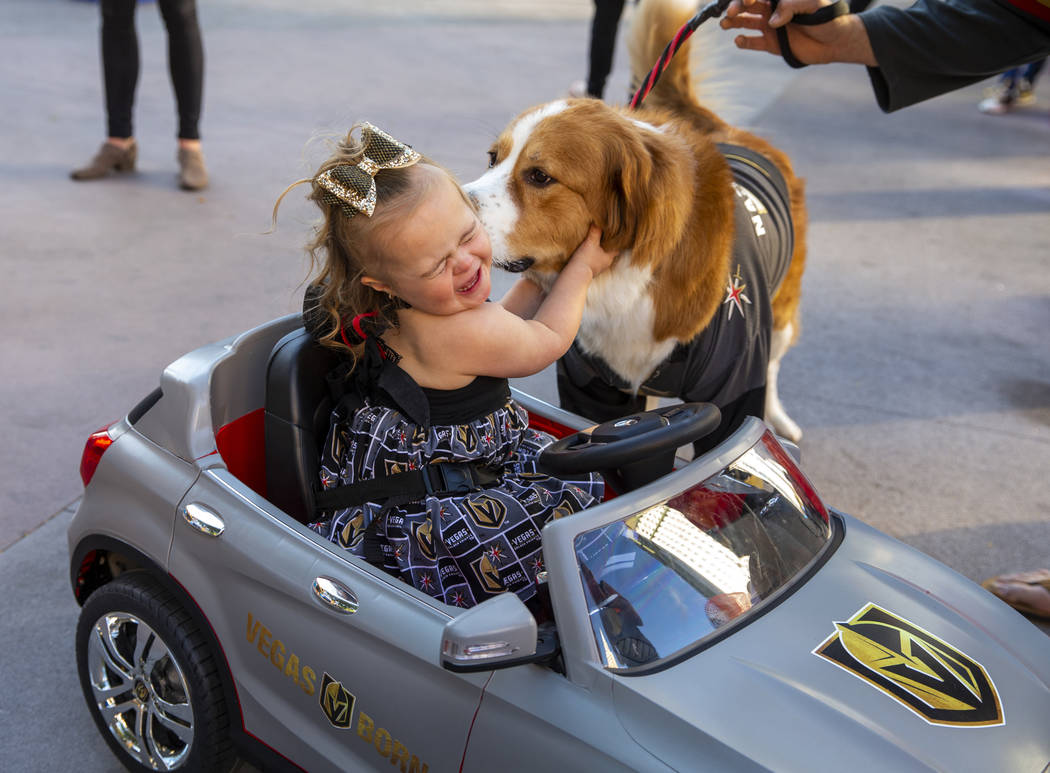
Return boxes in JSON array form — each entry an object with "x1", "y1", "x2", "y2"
[
  {"x1": 586, "y1": 0, "x2": 627, "y2": 99},
  {"x1": 101, "y1": 0, "x2": 204, "y2": 140}
]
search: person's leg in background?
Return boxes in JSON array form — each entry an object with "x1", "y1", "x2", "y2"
[
  {"x1": 159, "y1": 0, "x2": 208, "y2": 190},
  {"x1": 977, "y1": 62, "x2": 1047, "y2": 115},
  {"x1": 72, "y1": 0, "x2": 140, "y2": 180},
  {"x1": 587, "y1": 0, "x2": 627, "y2": 99},
  {"x1": 978, "y1": 68, "x2": 1020, "y2": 114},
  {"x1": 1016, "y1": 59, "x2": 1046, "y2": 105},
  {"x1": 570, "y1": 0, "x2": 627, "y2": 100}
]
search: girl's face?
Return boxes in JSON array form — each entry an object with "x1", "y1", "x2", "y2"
[{"x1": 362, "y1": 171, "x2": 492, "y2": 316}]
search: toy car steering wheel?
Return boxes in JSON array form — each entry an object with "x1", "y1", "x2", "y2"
[{"x1": 540, "y1": 403, "x2": 721, "y2": 492}]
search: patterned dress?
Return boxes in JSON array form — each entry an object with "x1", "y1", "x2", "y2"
[{"x1": 310, "y1": 372, "x2": 603, "y2": 608}]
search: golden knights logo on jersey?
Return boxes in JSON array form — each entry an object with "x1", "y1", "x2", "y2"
[
  {"x1": 319, "y1": 672, "x2": 357, "y2": 729},
  {"x1": 470, "y1": 553, "x2": 503, "y2": 593},
  {"x1": 338, "y1": 511, "x2": 366, "y2": 550},
  {"x1": 546, "y1": 502, "x2": 576, "y2": 523},
  {"x1": 412, "y1": 518, "x2": 435, "y2": 560},
  {"x1": 328, "y1": 430, "x2": 347, "y2": 466},
  {"x1": 813, "y1": 603, "x2": 1003, "y2": 727},
  {"x1": 463, "y1": 494, "x2": 507, "y2": 529},
  {"x1": 455, "y1": 426, "x2": 479, "y2": 453}
]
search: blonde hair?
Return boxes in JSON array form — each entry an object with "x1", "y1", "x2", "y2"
[{"x1": 273, "y1": 124, "x2": 456, "y2": 361}]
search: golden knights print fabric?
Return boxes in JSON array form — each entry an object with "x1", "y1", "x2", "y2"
[{"x1": 310, "y1": 396, "x2": 602, "y2": 607}]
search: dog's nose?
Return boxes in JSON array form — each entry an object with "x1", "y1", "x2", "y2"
[
  {"x1": 503, "y1": 257, "x2": 535, "y2": 273},
  {"x1": 466, "y1": 189, "x2": 480, "y2": 208}
]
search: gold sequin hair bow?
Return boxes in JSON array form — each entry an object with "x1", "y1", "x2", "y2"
[{"x1": 315, "y1": 123, "x2": 421, "y2": 218}]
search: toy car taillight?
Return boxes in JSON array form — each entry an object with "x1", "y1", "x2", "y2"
[{"x1": 79, "y1": 424, "x2": 115, "y2": 487}]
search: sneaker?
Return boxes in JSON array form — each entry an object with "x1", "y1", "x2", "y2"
[
  {"x1": 978, "y1": 78, "x2": 1020, "y2": 114},
  {"x1": 71, "y1": 140, "x2": 137, "y2": 180},
  {"x1": 1016, "y1": 78, "x2": 1037, "y2": 107},
  {"x1": 978, "y1": 95, "x2": 1012, "y2": 115}
]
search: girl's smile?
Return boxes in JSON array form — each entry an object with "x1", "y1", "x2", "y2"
[{"x1": 457, "y1": 267, "x2": 483, "y2": 295}]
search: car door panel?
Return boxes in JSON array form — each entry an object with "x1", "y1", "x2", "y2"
[
  {"x1": 462, "y1": 666, "x2": 670, "y2": 772},
  {"x1": 169, "y1": 469, "x2": 484, "y2": 772}
]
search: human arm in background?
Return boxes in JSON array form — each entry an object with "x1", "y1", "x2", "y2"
[{"x1": 722, "y1": 0, "x2": 1050, "y2": 111}]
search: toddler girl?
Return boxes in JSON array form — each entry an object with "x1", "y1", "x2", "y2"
[{"x1": 281, "y1": 123, "x2": 616, "y2": 609}]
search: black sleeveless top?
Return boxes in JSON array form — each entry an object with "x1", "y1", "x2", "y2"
[{"x1": 303, "y1": 293, "x2": 604, "y2": 608}]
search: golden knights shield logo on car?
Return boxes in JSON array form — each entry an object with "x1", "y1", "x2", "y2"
[
  {"x1": 319, "y1": 672, "x2": 357, "y2": 729},
  {"x1": 813, "y1": 603, "x2": 1003, "y2": 727}
]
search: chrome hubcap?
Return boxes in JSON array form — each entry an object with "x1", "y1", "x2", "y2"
[{"x1": 86, "y1": 612, "x2": 194, "y2": 770}]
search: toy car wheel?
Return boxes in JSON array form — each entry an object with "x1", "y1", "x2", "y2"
[{"x1": 75, "y1": 572, "x2": 235, "y2": 772}]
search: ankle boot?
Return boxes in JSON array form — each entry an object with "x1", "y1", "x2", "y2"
[
  {"x1": 177, "y1": 146, "x2": 209, "y2": 191},
  {"x1": 71, "y1": 140, "x2": 137, "y2": 180}
]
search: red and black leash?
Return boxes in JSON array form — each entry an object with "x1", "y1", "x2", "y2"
[
  {"x1": 629, "y1": 0, "x2": 733, "y2": 109},
  {"x1": 628, "y1": 0, "x2": 850, "y2": 110}
]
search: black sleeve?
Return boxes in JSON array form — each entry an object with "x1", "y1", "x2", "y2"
[
  {"x1": 860, "y1": 0, "x2": 1050, "y2": 112},
  {"x1": 719, "y1": 145, "x2": 794, "y2": 292}
]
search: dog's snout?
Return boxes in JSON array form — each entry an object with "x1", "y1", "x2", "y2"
[
  {"x1": 501, "y1": 257, "x2": 535, "y2": 273},
  {"x1": 466, "y1": 189, "x2": 480, "y2": 208}
]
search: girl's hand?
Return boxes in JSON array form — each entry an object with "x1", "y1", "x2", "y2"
[{"x1": 569, "y1": 225, "x2": 618, "y2": 278}]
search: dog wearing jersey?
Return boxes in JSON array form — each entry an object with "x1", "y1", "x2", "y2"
[{"x1": 465, "y1": 0, "x2": 807, "y2": 447}]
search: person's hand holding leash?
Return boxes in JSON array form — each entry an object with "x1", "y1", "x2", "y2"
[{"x1": 721, "y1": 0, "x2": 876, "y2": 67}]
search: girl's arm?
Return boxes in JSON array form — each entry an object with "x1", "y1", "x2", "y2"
[
  {"x1": 499, "y1": 276, "x2": 546, "y2": 319},
  {"x1": 438, "y1": 226, "x2": 617, "y2": 378}
]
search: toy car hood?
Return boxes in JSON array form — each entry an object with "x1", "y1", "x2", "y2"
[{"x1": 607, "y1": 514, "x2": 1050, "y2": 772}]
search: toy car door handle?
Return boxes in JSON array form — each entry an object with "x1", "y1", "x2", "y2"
[
  {"x1": 312, "y1": 576, "x2": 359, "y2": 615},
  {"x1": 180, "y1": 502, "x2": 225, "y2": 537}
]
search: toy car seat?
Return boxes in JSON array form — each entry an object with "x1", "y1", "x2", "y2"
[{"x1": 264, "y1": 327, "x2": 341, "y2": 523}]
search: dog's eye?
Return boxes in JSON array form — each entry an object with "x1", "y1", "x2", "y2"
[
  {"x1": 525, "y1": 168, "x2": 555, "y2": 187},
  {"x1": 487, "y1": 150, "x2": 498, "y2": 168}
]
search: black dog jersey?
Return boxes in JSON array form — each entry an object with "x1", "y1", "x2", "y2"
[{"x1": 560, "y1": 143, "x2": 794, "y2": 410}]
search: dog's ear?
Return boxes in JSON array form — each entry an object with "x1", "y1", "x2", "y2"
[
  {"x1": 590, "y1": 127, "x2": 691, "y2": 259},
  {"x1": 590, "y1": 131, "x2": 654, "y2": 253}
]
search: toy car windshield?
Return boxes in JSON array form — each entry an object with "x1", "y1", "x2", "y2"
[{"x1": 574, "y1": 430, "x2": 831, "y2": 670}]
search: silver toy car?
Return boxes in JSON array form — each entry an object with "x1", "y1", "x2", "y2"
[{"x1": 69, "y1": 315, "x2": 1050, "y2": 773}]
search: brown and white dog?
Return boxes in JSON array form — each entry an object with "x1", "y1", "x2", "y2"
[{"x1": 465, "y1": 0, "x2": 807, "y2": 444}]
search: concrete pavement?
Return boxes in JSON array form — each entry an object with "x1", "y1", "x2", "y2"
[{"x1": 1, "y1": 0, "x2": 1048, "y2": 769}]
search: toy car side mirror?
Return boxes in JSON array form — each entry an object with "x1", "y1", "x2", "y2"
[{"x1": 440, "y1": 593, "x2": 559, "y2": 673}]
